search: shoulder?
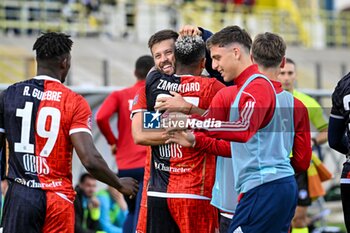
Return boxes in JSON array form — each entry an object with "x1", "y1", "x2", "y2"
[
  {"x1": 293, "y1": 90, "x2": 320, "y2": 108},
  {"x1": 332, "y1": 72, "x2": 350, "y2": 100}
]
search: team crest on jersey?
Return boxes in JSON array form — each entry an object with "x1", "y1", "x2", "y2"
[{"x1": 133, "y1": 94, "x2": 139, "y2": 105}]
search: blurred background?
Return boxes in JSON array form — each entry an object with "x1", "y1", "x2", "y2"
[{"x1": 0, "y1": 0, "x2": 349, "y2": 231}]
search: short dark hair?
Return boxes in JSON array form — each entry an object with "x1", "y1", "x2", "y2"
[
  {"x1": 252, "y1": 32, "x2": 286, "y2": 68},
  {"x1": 135, "y1": 55, "x2": 154, "y2": 79},
  {"x1": 148, "y1": 29, "x2": 179, "y2": 51},
  {"x1": 79, "y1": 173, "x2": 94, "y2": 184},
  {"x1": 175, "y1": 36, "x2": 206, "y2": 66},
  {"x1": 33, "y1": 32, "x2": 73, "y2": 60},
  {"x1": 206, "y1": 25, "x2": 252, "y2": 52},
  {"x1": 285, "y1": 57, "x2": 296, "y2": 67}
]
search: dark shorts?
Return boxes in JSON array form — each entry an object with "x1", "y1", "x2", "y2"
[
  {"x1": 228, "y1": 176, "x2": 298, "y2": 233},
  {"x1": 2, "y1": 181, "x2": 74, "y2": 233},
  {"x1": 296, "y1": 171, "x2": 312, "y2": 206},
  {"x1": 219, "y1": 213, "x2": 233, "y2": 233}
]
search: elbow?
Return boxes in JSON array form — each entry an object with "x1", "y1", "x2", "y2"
[
  {"x1": 81, "y1": 154, "x2": 100, "y2": 172},
  {"x1": 95, "y1": 114, "x2": 105, "y2": 126},
  {"x1": 133, "y1": 134, "x2": 148, "y2": 146},
  {"x1": 328, "y1": 138, "x2": 337, "y2": 150}
]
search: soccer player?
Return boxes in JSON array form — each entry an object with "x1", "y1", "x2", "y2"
[
  {"x1": 328, "y1": 72, "x2": 350, "y2": 232},
  {"x1": 132, "y1": 27, "x2": 228, "y2": 233},
  {"x1": 165, "y1": 26, "x2": 305, "y2": 232},
  {"x1": 133, "y1": 35, "x2": 226, "y2": 233},
  {"x1": 0, "y1": 32, "x2": 138, "y2": 233},
  {"x1": 166, "y1": 32, "x2": 312, "y2": 233},
  {"x1": 95, "y1": 55, "x2": 154, "y2": 233},
  {"x1": 278, "y1": 58, "x2": 329, "y2": 233}
]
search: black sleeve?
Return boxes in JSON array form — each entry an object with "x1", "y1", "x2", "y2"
[
  {"x1": 328, "y1": 116, "x2": 349, "y2": 154},
  {"x1": 0, "y1": 91, "x2": 6, "y2": 132},
  {"x1": 145, "y1": 69, "x2": 174, "y2": 111},
  {"x1": 198, "y1": 27, "x2": 233, "y2": 87}
]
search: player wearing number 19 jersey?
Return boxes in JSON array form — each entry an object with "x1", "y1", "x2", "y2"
[{"x1": 0, "y1": 32, "x2": 138, "y2": 233}]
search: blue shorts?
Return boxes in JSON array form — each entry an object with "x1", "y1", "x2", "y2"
[{"x1": 228, "y1": 176, "x2": 297, "y2": 233}]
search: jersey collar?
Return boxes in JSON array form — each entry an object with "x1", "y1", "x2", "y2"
[{"x1": 34, "y1": 75, "x2": 61, "y2": 83}]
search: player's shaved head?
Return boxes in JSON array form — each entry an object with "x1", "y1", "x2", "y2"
[
  {"x1": 252, "y1": 32, "x2": 286, "y2": 68},
  {"x1": 206, "y1": 25, "x2": 252, "y2": 53},
  {"x1": 175, "y1": 35, "x2": 205, "y2": 66}
]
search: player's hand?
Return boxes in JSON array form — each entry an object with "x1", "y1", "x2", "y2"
[
  {"x1": 89, "y1": 196, "x2": 100, "y2": 209},
  {"x1": 162, "y1": 111, "x2": 189, "y2": 132},
  {"x1": 155, "y1": 91, "x2": 192, "y2": 113},
  {"x1": 111, "y1": 144, "x2": 117, "y2": 155},
  {"x1": 179, "y1": 25, "x2": 202, "y2": 37},
  {"x1": 164, "y1": 130, "x2": 195, "y2": 148},
  {"x1": 118, "y1": 177, "x2": 139, "y2": 198}
]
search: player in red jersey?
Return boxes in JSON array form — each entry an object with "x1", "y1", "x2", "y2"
[
  {"x1": 165, "y1": 32, "x2": 311, "y2": 233},
  {"x1": 164, "y1": 28, "x2": 311, "y2": 233},
  {"x1": 0, "y1": 32, "x2": 138, "y2": 233},
  {"x1": 133, "y1": 35, "x2": 225, "y2": 233},
  {"x1": 95, "y1": 55, "x2": 154, "y2": 233}
]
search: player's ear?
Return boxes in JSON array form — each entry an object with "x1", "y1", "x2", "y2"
[
  {"x1": 200, "y1": 57, "x2": 206, "y2": 69},
  {"x1": 61, "y1": 57, "x2": 68, "y2": 70},
  {"x1": 250, "y1": 54, "x2": 254, "y2": 64}
]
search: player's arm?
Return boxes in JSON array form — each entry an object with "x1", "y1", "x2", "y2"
[
  {"x1": 291, "y1": 99, "x2": 312, "y2": 173},
  {"x1": 170, "y1": 80, "x2": 274, "y2": 142},
  {"x1": 180, "y1": 25, "x2": 226, "y2": 84},
  {"x1": 130, "y1": 87, "x2": 167, "y2": 146},
  {"x1": 328, "y1": 82, "x2": 349, "y2": 154},
  {"x1": 72, "y1": 132, "x2": 138, "y2": 196},
  {"x1": 95, "y1": 91, "x2": 120, "y2": 146},
  {"x1": 155, "y1": 91, "x2": 206, "y2": 115},
  {"x1": 0, "y1": 91, "x2": 6, "y2": 178},
  {"x1": 165, "y1": 131, "x2": 231, "y2": 157},
  {"x1": 148, "y1": 68, "x2": 207, "y2": 115},
  {"x1": 71, "y1": 97, "x2": 138, "y2": 196},
  {"x1": 131, "y1": 111, "x2": 166, "y2": 146},
  {"x1": 328, "y1": 116, "x2": 348, "y2": 154},
  {"x1": 308, "y1": 98, "x2": 328, "y2": 146}
]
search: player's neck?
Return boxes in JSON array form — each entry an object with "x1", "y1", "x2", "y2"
[
  {"x1": 175, "y1": 65, "x2": 201, "y2": 76},
  {"x1": 36, "y1": 68, "x2": 61, "y2": 82},
  {"x1": 258, "y1": 66, "x2": 280, "y2": 82}
]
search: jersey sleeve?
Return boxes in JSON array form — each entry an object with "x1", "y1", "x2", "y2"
[
  {"x1": 193, "y1": 79, "x2": 275, "y2": 143},
  {"x1": 95, "y1": 91, "x2": 120, "y2": 145},
  {"x1": 203, "y1": 87, "x2": 230, "y2": 121},
  {"x1": 194, "y1": 132, "x2": 231, "y2": 157},
  {"x1": 69, "y1": 95, "x2": 92, "y2": 136},
  {"x1": 291, "y1": 98, "x2": 312, "y2": 173},
  {"x1": 308, "y1": 98, "x2": 328, "y2": 131},
  {"x1": 330, "y1": 78, "x2": 347, "y2": 118},
  {"x1": 0, "y1": 91, "x2": 5, "y2": 133},
  {"x1": 210, "y1": 80, "x2": 226, "y2": 97},
  {"x1": 131, "y1": 87, "x2": 147, "y2": 119}
]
